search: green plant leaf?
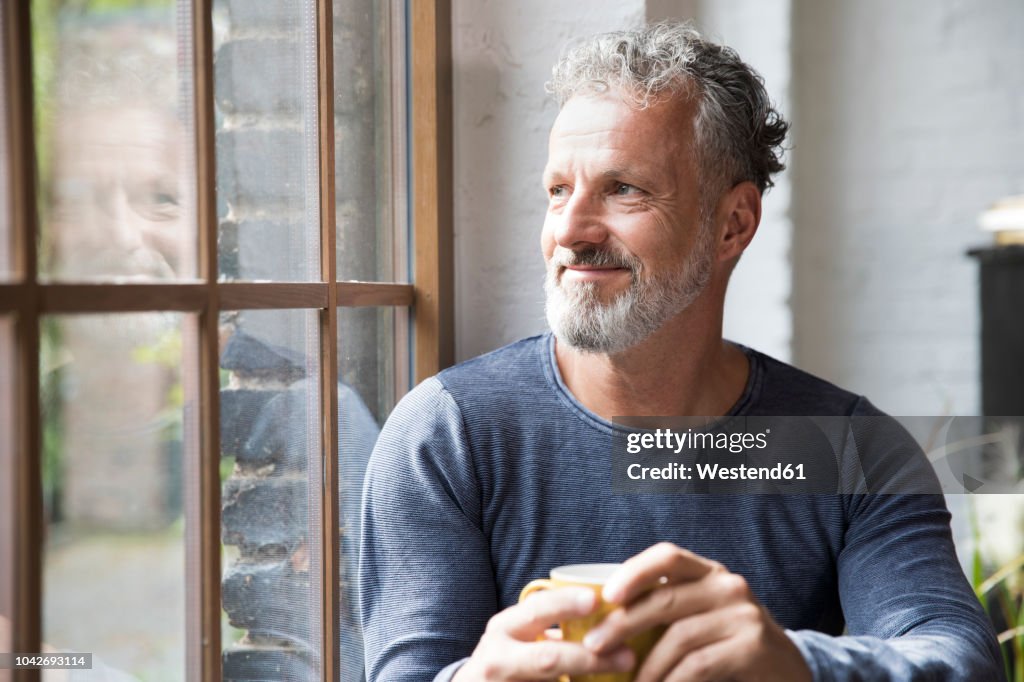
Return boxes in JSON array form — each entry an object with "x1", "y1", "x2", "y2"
[{"x1": 980, "y1": 554, "x2": 1024, "y2": 597}]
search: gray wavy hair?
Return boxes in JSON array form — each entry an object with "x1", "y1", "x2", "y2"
[{"x1": 547, "y1": 21, "x2": 789, "y2": 196}]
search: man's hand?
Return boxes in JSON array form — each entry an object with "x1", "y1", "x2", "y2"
[
  {"x1": 581, "y1": 543, "x2": 812, "y2": 682},
  {"x1": 453, "y1": 587, "x2": 636, "y2": 681}
]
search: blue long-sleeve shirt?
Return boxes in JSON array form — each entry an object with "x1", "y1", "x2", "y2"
[{"x1": 360, "y1": 334, "x2": 1003, "y2": 681}]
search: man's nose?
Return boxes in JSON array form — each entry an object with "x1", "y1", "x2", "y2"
[
  {"x1": 109, "y1": 186, "x2": 145, "y2": 251},
  {"x1": 554, "y1": 189, "x2": 609, "y2": 249}
]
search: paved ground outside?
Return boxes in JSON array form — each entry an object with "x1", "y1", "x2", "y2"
[{"x1": 44, "y1": 526, "x2": 185, "y2": 682}]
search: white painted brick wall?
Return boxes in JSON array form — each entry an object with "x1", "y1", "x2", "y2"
[{"x1": 790, "y1": 0, "x2": 1024, "y2": 416}]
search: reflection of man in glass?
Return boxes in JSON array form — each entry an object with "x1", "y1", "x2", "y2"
[
  {"x1": 50, "y1": 107, "x2": 186, "y2": 279},
  {"x1": 45, "y1": 12, "x2": 189, "y2": 280},
  {"x1": 361, "y1": 22, "x2": 1004, "y2": 682}
]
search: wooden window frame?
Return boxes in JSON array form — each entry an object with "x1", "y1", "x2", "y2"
[{"x1": 0, "y1": 0, "x2": 452, "y2": 679}]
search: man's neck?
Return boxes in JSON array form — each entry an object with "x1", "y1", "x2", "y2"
[{"x1": 553, "y1": 309, "x2": 750, "y2": 420}]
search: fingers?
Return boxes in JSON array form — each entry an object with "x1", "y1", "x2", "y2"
[
  {"x1": 463, "y1": 588, "x2": 641, "y2": 681},
  {"x1": 660, "y1": 637, "x2": 742, "y2": 682},
  {"x1": 603, "y1": 542, "x2": 717, "y2": 605},
  {"x1": 505, "y1": 640, "x2": 636, "y2": 680},
  {"x1": 583, "y1": 575, "x2": 740, "y2": 652},
  {"x1": 589, "y1": 548, "x2": 765, "y2": 663},
  {"x1": 633, "y1": 604, "x2": 753, "y2": 682},
  {"x1": 492, "y1": 587, "x2": 597, "y2": 640},
  {"x1": 570, "y1": 543, "x2": 810, "y2": 682}
]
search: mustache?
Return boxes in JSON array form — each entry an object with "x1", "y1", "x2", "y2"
[{"x1": 551, "y1": 248, "x2": 640, "y2": 271}]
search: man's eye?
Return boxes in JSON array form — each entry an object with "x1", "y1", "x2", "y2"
[
  {"x1": 615, "y1": 183, "x2": 639, "y2": 195},
  {"x1": 129, "y1": 187, "x2": 181, "y2": 221},
  {"x1": 549, "y1": 185, "x2": 568, "y2": 198},
  {"x1": 154, "y1": 192, "x2": 179, "y2": 207}
]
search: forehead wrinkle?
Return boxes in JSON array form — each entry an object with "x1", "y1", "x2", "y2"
[
  {"x1": 546, "y1": 144, "x2": 663, "y2": 176},
  {"x1": 551, "y1": 125, "x2": 616, "y2": 140},
  {"x1": 600, "y1": 164, "x2": 663, "y2": 189}
]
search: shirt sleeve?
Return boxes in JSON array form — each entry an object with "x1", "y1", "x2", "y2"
[
  {"x1": 788, "y1": 404, "x2": 1004, "y2": 681},
  {"x1": 359, "y1": 378, "x2": 494, "y2": 682}
]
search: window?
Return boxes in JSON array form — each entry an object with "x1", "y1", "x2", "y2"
[{"x1": 0, "y1": 0, "x2": 452, "y2": 679}]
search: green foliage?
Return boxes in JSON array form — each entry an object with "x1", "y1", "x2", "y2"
[
  {"x1": 132, "y1": 325, "x2": 182, "y2": 372},
  {"x1": 42, "y1": 0, "x2": 173, "y2": 12},
  {"x1": 30, "y1": 0, "x2": 59, "y2": 271},
  {"x1": 132, "y1": 324, "x2": 184, "y2": 443},
  {"x1": 39, "y1": 317, "x2": 68, "y2": 520},
  {"x1": 27, "y1": 1, "x2": 76, "y2": 436},
  {"x1": 971, "y1": 500, "x2": 1024, "y2": 682},
  {"x1": 220, "y1": 456, "x2": 236, "y2": 483}
]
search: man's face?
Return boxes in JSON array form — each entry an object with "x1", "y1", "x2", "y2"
[
  {"x1": 541, "y1": 91, "x2": 717, "y2": 354},
  {"x1": 51, "y1": 107, "x2": 188, "y2": 280}
]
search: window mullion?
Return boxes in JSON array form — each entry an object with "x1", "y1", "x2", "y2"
[
  {"x1": 5, "y1": 1, "x2": 43, "y2": 677},
  {"x1": 188, "y1": 0, "x2": 222, "y2": 680},
  {"x1": 411, "y1": 0, "x2": 454, "y2": 382},
  {"x1": 316, "y1": 0, "x2": 340, "y2": 680}
]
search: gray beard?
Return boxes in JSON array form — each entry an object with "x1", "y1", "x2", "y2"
[{"x1": 544, "y1": 233, "x2": 714, "y2": 355}]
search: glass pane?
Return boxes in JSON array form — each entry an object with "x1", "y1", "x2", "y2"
[
  {"x1": 0, "y1": 5, "x2": 11, "y2": 281},
  {"x1": 333, "y1": 0, "x2": 404, "y2": 282},
  {"x1": 336, "y1": 307, "x2": 399, "y2": 680},
  {"x1": 33, "y1": 0, "x2": 197, "y2": 282},
  {"x1": 219, "y1": 309, "x2": 322, "y2": 679},
  {"x1": 0, "y1": 316, "x2": 13, "y2": 661},
  {"x1": 41, "y1": 313, "x2": 191, "y2": 679},
  {"x1": 338, "y1": 306, "x2": 395, "y2": 424},
  {"x1": 213, "y1": 0, "x2": 321, "y2": 282}
]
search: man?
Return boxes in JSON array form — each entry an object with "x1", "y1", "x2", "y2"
[{"x1": 360, "y1": 22, "x2": 1003, "y2": 681}]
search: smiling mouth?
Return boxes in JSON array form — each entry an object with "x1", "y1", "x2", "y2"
[
  {"x1": 560, "y1": 265, "x2": 630, "y2": 283},
  {"x1": 553, "y1": 247, "x2": 637, "y2": 284},
  {"x1": 564, "y1": 265, "x2": 627, "y2": 272}
]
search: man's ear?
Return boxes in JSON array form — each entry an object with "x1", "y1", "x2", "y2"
[{"x1": 716, "y1": 181, "x2": 762, "y2": 262}]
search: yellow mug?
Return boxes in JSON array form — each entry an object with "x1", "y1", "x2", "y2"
[{"x1": 519, "y1": 563, "x2": 665, "y2": 682}]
